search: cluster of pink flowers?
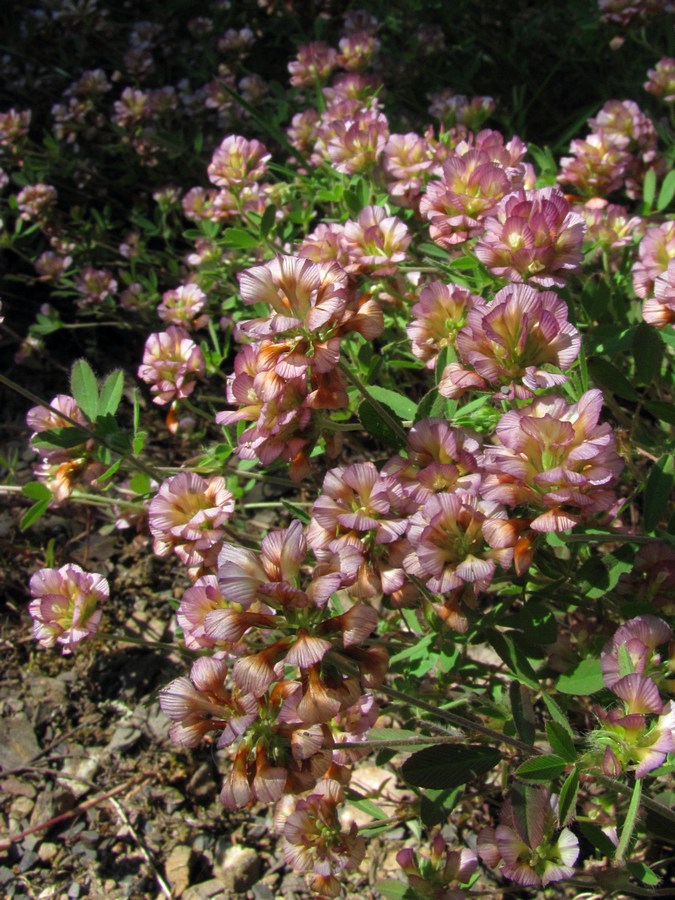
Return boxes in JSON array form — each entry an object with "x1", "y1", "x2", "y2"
[
  {"x1": 299, "y1": 205, "x2": 411, "y2": 276},
  {"x1": 217, "y1": 254, "x2": 384, "y2": 479},
  {"x1": 632, "y1": 221, "x2": 675, "y2": 327},
  {"x1": 591, "y1": 616, "x2": 675, "y2": 778},
  {"x1": 73, "y1": 266, "x2": 117, "y2": 307},
  {"x1": 428, "y1": 88, "x2": 496, "y2": 131},
  {"x1": 475, "y1": 188, "x2": 586, "y2": 286},
  {"x1": 137, "y1": 325, "x2": 206, "y2": 405},
  {"x1": 0, "y1": 108, "x2": 31, "y2": 150},
  {"x1": 16, "y1": 183, "x2": 58, "y2": 223},
  {"x1": 644, "y1": 56, "x2": 675, "y2": 101},
  {"x1": 419, "y1": 129, "x2": 535, "y2": 247},
  {"x1": 437, "y1": 283, "x2": 580, "y2": 400},
  {"x1": 157, "y1": 283, "x2": 208, "y2": 330},
  {"x1": 478, "y1": 788, "x2": 579, "y2": 887},
  {"x1": 29, "y1": 563, "x2": 108, "y2": 654},
  {"x1": 558, "y1": 99, "x2": 660, "y2": 198},
  {"x1": 148, "y1": 472, "x2": 235, "y2": 573}
]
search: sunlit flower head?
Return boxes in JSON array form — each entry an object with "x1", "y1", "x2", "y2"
[
  {"x1": 558, "y1": 130, "x2": 630, "y2": 197},
  {"x1": 16, "y1": 183, "x2": 58, "y2": 222},
  {"x1": 405, "y1": 490, "x2": 517, "y2": 594},
  {"x1": 148, "y1": 472, "x2": 234, "y2": 570},
  {"x1": 407, "y1": 281, "x2": 487, "y2": 369},
  {"x1": 207, "y1": 134, "x2": 271, "y2": 188},
  {"x1": 439, "y1": 283, "x2": 581, "y2": 400},
  {"x1": 475, "y1": 188, "x2": 586, "y2": 287},
  {"x1": 341, "y1": 205, "x2": 411, "y2": 276},
  {"x1": 482, "y1": 389, "x2": 624, "y2": 531},
  {"x1": 157, "y1": 283, "x2": 208, "y2": 330},
  {"x1": 632, "y1": 220, "x2": 675, "y2": 299},
  {"x1": 29, "y1": 564, "x2": 107, "y2": 654},
  {"x1": 337, "y1": 29, "x2": 380, "y2": 71}
]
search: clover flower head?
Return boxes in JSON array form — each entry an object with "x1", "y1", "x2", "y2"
[
  {"x1": 477, "y1": 788, "x2": 579, "y2": 887},
  {"x1": 407, "y1": 281, "x2": 487, "y2": 369},
  {"x1": 644, "y1": 57, "x2": 675, "y2": 101},
  {"x1": 29, "y1": 564, "x2": 107, "y2": 654},
  {"x1": 632, "y1": 220, "x2": 675, "y2": 299},
  {"x1": 581, "y1": 198, "x2": 642, "y2": 252},
  {"x1": 288, "y1": 41, "x2": 338, "y2": 87},
  {"x1": 337, "y1": 29, "x2": 380, "y2": 71},
  {"x1": 383, "y1": 132, "x2": 434, "y2": 207},
  {"x1": 341, "y1": 205, "x2": 411, "y2": 275},
  {"x1": 298, "y1": 223, "x2": 349, "y2": 267},
  {"x1": 16, "y1": 183, "x2": 58, "y2": 221},
  {"x1": 439, "y1": 283, "x2": 581, "y2": 400},
  {"x1": 207, "y1": 134, "x2": 271, "y2": 188},
  {"x1": 397, "y1": 836, "x2": 478, "y2": 898},
  {"x1": 420, "y1": 150, "x2": 513, "y2": 247},
  {"x1": 148, "y1": 472, "x2": 234, "y2": 570},
  {"x1": 74, "y1": 267, "x2": 117, "y2": 307},
  {"x1": 0, "y1": 108, "x2": 31, "y2": 148},
  {"x1": 429, "y1": 89, "x2": 496, "y2": 131},
  {"x1": 482, "y1": 389, "x2": 624, "y2": 531},
  {"x1": 159, "y1": 656, "x2": 258, "y2": 748},
  {"x1": 475, "y1": 188, "x2": 586, "y2": 287},
  {"x1": 157, "y1": 283, "x2": 208, "y2": 329},
  {"x1": 405, "y1": 490, "x2": 517, "y2": 594},
  {"x1": 322, "y1": 73, "x2": 382, "y2": 107},
  {"x1": 138, "y1": 325, "x2": 205, "y2": 405},
  {"x1": 278, "y1": 778, "x2": 366, "y2": 897},
  {"x1": 286, "y1": 108, "x2": 321, "y2": 154},
  {"x1": 558, "y1": 129, "x2": 631, "y2": 197},
  {"x1": 322, "y1": 104, "x2": 389, "y2": 174}
]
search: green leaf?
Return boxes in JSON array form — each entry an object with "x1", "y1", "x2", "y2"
[
  {"x1": 546, "y1": 721, "x2": 577, "y2": 763},
  {"x1": 644, "y1": 454, "x2": 675, "y2": 533},
  {"x1": 367, "y1": 728, "x2": 421, "y2": 744},
  {"x1": 644, "y1": 400, "x2": 675, "y2": 425},
  {"x1": 487, "y1": 629, "x2": 540, "y2": 690},
  {"x1": 509, "y1": 682, "x2": 536, "y2": 745},
  {"x1": 375, "y1": 880, "x2": 414, "y2": 900},
  {"x1": 627, "y1": 861, "x2": 661, "y2": 886},
  {"x1": 420, "y1": 786, "x2": 464, "y2": 827},
  {"x1": 70, "y1": 359, "x2": 99, "y2": 421},
  {"x1": 419, "y1": 241, "x2": 451, "y2": 260},
  {"x1": 95, "y1": 457, "x2": 123, "y2": 484},
  {"x1": 358, "y1": 399, "x2": 406, "y2": 449},
  {"x1": 577, "y1": 546, "x2": 635, "y2": 599},
  {"x1": 642, "y1": 167, "x2": 657, "y2": 212},
  {"x1": 33, "y1": 426, "x2": 90, "y2": 449},
  {"x1": 129, "y1": 472, "x2": 151, "y2": 495},
  {"x1": 222, "y1": 227, "x2": 259, "y2": 249},
  {"x1": 345, "y1": 794, "x2": 388, "y2": 821},
  {"x1": 259, "y1": 203, "x2": 277, "y2": 238},
  {"x1": 587, "y1": 358, "x2": 638, "y2": 402},
  {"x1": 633, "y1": 322, "x2": 663, "y2": 384},
  {"x1": 556, "y1": 658, "x2": 604, "y2": 695},
  {"x1": 401, "y1": 744, "x2": 501, "y2": 790},
  {"x1": 98, "y1": 370, "x2": 124, "y2": 417},
  {"x1": 22, "y1": 482, "x2": 52, "y2": 502},
  {"x1": 656, "y1": 169, "x2": 675, "y2": 212},
  {"x1": 20, "y1": 499, "x2": 51, "y2": 531},
  {"x1": 540, "y1": 693, "x2": 574, "y2": 737},
  {"x1": 578, "y1": 821, "x2": 618, "y2": 857},
  {"x1": 557, "y1": 768, "x2": 579, "y2": 827},
  {"x1": 364, "y1": 386, "x2": 417, "y2": 420},
  {"x1": 516, "y1": 754, "x2": 566, "y2": 782},
  {"x1": 504, "y1": 601, "x2": 557, "y2": 646},
  {"x1": 414, "y1": 388, "x2": 447, "y2": 422}
]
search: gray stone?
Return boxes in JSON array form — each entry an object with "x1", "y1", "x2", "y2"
[{"x1": 215, "y1": 844, "x2": 261, "y2": 893}]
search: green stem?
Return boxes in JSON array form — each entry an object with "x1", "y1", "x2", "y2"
[
  {"x1": 338, "y1": 360, "x2": 409, "y2": 445},
  {"x1": 615, "y1": 777, "x2": 643, "y2": 864}
]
